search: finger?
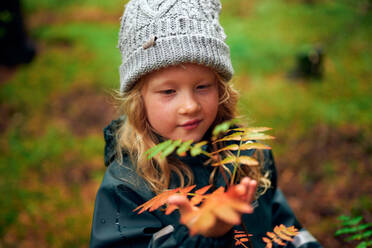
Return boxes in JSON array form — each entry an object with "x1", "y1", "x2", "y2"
[
  {"x1": 167, "y1": 194, "x2": 193, "y2": 216},
  {"x1": 235, "y1": 184, "x2": 247, "y2": 196},
  {"x1": 246, "y1": 179, "x2": 257, "y2": 203},
  {"x1": 240, "y1": 177, "x2": 251, "y2": 187},
  {"x1": 237, "y1": 177, "x2": 251, "y2": 201}
]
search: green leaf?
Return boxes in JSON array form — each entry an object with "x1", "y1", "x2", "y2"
[
  {"x1": 161, "y1": 139, "x2": 182, "y2": 158},
  {"x1": 356, "y1": 241, "x2": 368, "y2": 248},
  {"x1": 340, "y1": 216, "x2": 363, "y2": 226},
  {"x1": 346, "y1": 229, "x2": 372, "y2": 241},
  {"x1": 335, "y1": 227, "x2": 359, "y2": 236},
  {"x1": 338, "y1": 215, "x2": 352, "y2": 222},
  {"x1": 212, "y1": 119, "x2": 237, "y2": 137},
  {"x1": 190, "y1": 141, "x2": 208, "y2": 156},
  {"x1": 361, "y1": 230, "x2": 372, "y2": 239},
  {"x1": 146, "y1": 140, "x2": 173, "y2": 159},
  {"x1": 176, "y1": 140, "x2": 193, "y2": 156},
  {"x1": 335, "y1": 222, "x2": 372, "y2": 236},
  {"x1": 357, "y1": 223, "x2": 372, "y2": 231},
  {"x1": 356, "y1": 240, "x2": 372, "y2": 248}
]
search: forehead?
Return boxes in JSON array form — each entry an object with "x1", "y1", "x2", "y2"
[{"x1": 141, "y1": 63, "x2": 216, "y2": 86}]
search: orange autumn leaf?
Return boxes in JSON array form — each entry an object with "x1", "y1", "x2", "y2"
[
  {"x1": 266, "y1": 232, "x2": 286, "y2": 246},
  {"x1": 194, "y1": 184, "x2": 212, "y2": 195},
  {"x1": 133, "y1": 185, "x2": 196, "y2": 214},
  {"x1": 165, "y1": 204, "x2": 178, "y2": 215},
  {"x1": 178, "y1": 185, "x2": 197, "y2": 196},
  {"x1": 262, "y1": 237, "x2": 273, "y2": 248},
  {"x1": 235, "y1": 234, "x2": 249, "y2": 238},
  {"x1": 234, "y1": 230, "x2": 252, "y2": 247},
  {"x1": 133, "y1": 188, "x2": 178, "y2": 214},
  {"x1": 190, "y1": 185, "x2": 212, "y2": 206}
]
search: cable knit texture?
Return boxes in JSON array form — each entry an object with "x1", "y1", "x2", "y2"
[{"x1": 118, "y1": 0, "x2": 234, "y2": 92}]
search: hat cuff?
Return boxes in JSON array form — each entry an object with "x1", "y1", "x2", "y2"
[{"x1": 119, "y1": 34, "x2": 234, "y2": 93}]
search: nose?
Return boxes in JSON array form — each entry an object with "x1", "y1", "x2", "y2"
[{"x1": 178, "y1": 92, "x2": 201, "y2": 115}]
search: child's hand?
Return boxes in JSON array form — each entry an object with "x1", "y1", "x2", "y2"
[{"x1": 168, "y1": 177, "x2": 257, "y2": 238}]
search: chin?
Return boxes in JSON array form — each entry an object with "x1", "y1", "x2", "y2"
[{"x1": 185, "y1": 134, "x2": 204, "y2": 142}]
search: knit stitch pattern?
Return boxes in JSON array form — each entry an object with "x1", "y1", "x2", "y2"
[{"x1": 118, "y1": 0, "x2": 234, "y2": 92}]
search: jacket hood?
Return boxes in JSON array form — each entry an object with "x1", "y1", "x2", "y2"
[{"x1": 103, "y1": 116, "x2": 126, "y2": 167}]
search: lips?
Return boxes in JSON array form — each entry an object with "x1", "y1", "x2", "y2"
[{"x1": 180, "y1": 119, "x2": 201, "y2": 130}]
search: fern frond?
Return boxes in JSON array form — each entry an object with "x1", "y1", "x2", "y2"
[
  {"x1": 262, "y1": 225, "x2": 298, "y2": 247},
  {"x1": 335, "y1": 214, "x2": 372, "y2": 247}
]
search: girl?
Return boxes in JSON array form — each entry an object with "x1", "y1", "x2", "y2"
[{"x1": 90, "y1": 0, "x2": 322, "y2": 247}]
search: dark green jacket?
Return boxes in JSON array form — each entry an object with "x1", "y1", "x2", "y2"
[{"x1": 90, "y1": 119, "x2": 322, "y2": 248}]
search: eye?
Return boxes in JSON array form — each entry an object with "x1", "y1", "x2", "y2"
[
  {"x1": 196, "y1": 84, "x2": 212, "y2": 90},
  {"x1": 159, "y1": 89, "x2": 176, "y2": 95}
]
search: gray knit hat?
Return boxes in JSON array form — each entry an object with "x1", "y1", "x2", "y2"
[{"x1": 118, "y1": 0, "x2": 234, "y2": 93}]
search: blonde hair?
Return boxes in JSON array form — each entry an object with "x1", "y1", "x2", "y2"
[{"x1": 115, "y1": 74, "x2": 270, "y2": 194}]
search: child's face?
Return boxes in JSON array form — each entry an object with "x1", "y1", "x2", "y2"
[{"x1": 141, "y1": 63, "x2": 219, "y2": 142}]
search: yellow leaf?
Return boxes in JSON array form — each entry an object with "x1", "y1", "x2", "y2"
[
  {"x1": 212, "y1": 155, "x2": 235, "y2": 166},
  {"x1": 240, "y1": 142, "x2": 271, "y2": 150},
  {"x1": 237, "y1": 156, "x2": 259, "y2": 166},
  {"x1": 242, "y1": 133, "x2": 275, "y2": 141},
  {"x1": 212, "y1": 155, "x2": 258, "y2": 167},
  {"x1": 232, "y1": 127, "x2": 272, "y2": 133},
  {"x1": 213, "y1": 132, "x2": 244, "y2": 143},
  {"x1": 211, "y1": 144, "x2": 239, "y2": 154}
]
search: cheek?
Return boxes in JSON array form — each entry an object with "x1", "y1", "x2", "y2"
[
  {"x1": 206, "y1": 91, "x2": 219, "y2": 113},
  {"x1": 144, "y1": 98, "x2": 174, "y2": 127}
]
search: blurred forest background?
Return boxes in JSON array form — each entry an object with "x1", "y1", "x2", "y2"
[{"x1": 0, "y1": 0, "x2": 371, "y2": 247}]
